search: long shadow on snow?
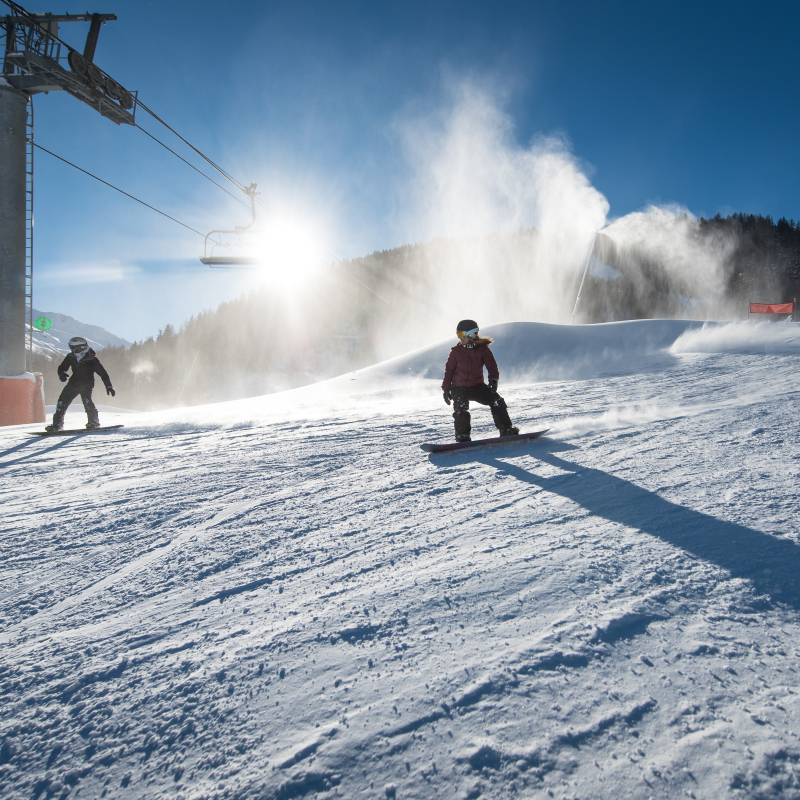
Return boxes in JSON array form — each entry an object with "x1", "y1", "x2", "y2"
[
  {"x1": 0, "y1": 436, "x2": 77, "y2": 469},
  {"x1": 436, "y1": 439, "x2": 800, "y2": 611}
]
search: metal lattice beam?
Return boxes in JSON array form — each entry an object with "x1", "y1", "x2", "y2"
[
  {"x1": 5, "y1": 49, "x2": 134, "y2": 124},
  {"x1": 2, "y1": 1, "x2": 135, "y2": 124}
]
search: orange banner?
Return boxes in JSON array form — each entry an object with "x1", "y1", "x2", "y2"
[{"x1": 750, "y1": 302, "x2": 794, "y2": 314}]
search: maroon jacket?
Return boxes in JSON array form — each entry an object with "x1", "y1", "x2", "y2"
[{"x1": 442, "y1": 342, "x2": 499, "y2": 390}]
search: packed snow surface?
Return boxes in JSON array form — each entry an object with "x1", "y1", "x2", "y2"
[{"x1": 2, "y1": 319, "x2": 800, "y2": 800}]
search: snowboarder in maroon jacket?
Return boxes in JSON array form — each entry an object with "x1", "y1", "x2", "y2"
[{"x1": 441, "y1": 319, "x2": 519, "y2": 442}]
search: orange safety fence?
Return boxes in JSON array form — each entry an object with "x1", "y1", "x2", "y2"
[{"x1": 749, "y1": 302, "x2": 795, "y2": 315}]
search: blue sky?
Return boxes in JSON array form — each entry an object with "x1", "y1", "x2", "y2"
[{"x1": 27, "y1": 0, "x2": 800, "y2": 341}]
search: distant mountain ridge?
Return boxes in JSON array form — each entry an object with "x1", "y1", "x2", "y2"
[{"x1": 28, "y1": 310, "x2": 132, "y2": 358}]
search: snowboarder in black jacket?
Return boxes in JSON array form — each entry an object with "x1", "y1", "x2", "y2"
[{"x1": 46, "y1": 336, "x2": 115, "y2": 431}]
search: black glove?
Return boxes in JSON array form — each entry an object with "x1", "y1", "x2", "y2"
[
  {"x1": 443, "y1": 389, "x2": 452, "y2": 406},
  {"x1": 106, "y1": 386, "x2": 116, "y2": 397},
  {"x1": 488, "y1": 378, "x2": 498, "y2": 393},
  {"x1": 59, "y1": 373, "x2": 68, "y2": 383}
]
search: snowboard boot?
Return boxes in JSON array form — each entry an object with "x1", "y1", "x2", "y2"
[
  {"x1": 491, "y1": 400, "x2": 516, "y2": 437},
  {"x1": 86, "y1": 422, "x2": 101, "y2": 429},
  {"x1": 453, "y1": 409, "x2": 471, "y2": 442},
  {"x1": 45, "y1": 424, "x2": 61, "y2": 432}
]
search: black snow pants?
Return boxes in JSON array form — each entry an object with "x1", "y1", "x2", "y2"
[
  {"x1": 52, "y1": 382, "x2": 99, "y2": 429},
  {"x1": 452, "y1": 383, "x2": 513, "y2": 439}
]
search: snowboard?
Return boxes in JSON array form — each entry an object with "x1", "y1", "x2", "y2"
[
  {"x1": 421, "y1": 428, "x2": 550, "y2": 454},
  {"x1": 29, "y1": 424, "x2": 125, "y2": 437}
]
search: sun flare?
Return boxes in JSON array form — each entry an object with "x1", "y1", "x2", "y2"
[{"x1": 253, "y1": 217, "x2": 327, "y2": 288}]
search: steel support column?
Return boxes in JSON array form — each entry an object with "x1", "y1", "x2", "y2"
[{"x1": 0, "y1": 83, "x2": 28, "y2": 376}]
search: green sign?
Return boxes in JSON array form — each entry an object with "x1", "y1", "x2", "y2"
[{"x1": 33, "y1": 316, "x2": 53, "y2": 332}]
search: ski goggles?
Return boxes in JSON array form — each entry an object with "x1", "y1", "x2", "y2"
[{"x1": 457, "y1": 328, "x2": 479, "y2": 339}]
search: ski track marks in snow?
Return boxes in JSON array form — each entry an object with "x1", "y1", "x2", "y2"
[{"x1": 1, "y1": 328, "x2": 800, "y2": 799}]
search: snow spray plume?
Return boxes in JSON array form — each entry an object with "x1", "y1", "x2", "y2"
[
  {"x1": 379, "y1": 83, "x2": 608, "y2": 355},
  {"x1": 584, "y1": 206, "x2": 739, "y2": 322}
]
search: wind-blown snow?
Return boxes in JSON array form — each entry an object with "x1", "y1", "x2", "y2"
[{"x1": 2, "y1": 320, "x2": 800, "y2": 800}]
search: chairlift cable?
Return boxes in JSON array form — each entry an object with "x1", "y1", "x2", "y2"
[
  {"x1": 135, "y1": 124, "x2": 250, "y2": 210},
  {"x1": 135, "y1": 99, "x2": 247, "y2": 193},
  {"x1": 126, "y1": 105, "x2": 391, "y2": 303},
  {"x1": 1, "y1": 0, "x2": 241, "y2": 194},
  {"x1": 1, "y1": 1, "x2": 98, "y2": 54},
  {"x1": 32, "y1": 141, "x2": 206, "y2": 237},
  {"x1": 1, "y1": 0, "x2": 243, "y2": 196},
  {"x1": 60, "y1": 80, "x2": 364, "y2": 273},
  {"x1": 132, "y1": 108, "x2": 353, "y2": 270},
  {"x1": 34, "y1": 141, "x2": 390, "y2": 303},
  {"x1": 4, "y1": 0, "x2": 389, "y2": 303},
  {"x1": 134, "y1": 106, "x2": 353, "y2": 267}
]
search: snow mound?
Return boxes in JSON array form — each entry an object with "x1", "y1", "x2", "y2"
[
  {"x1": 670, "y1": 320, "x2": 800, "y2": 354},
  {"x1": 364, "y1": 318, "x2": 800, "y2": 388},
  {"x1": 360, "y1": 320, "x2": 704, "y2": 387},
  {"x1": 121, "y1": 321, "x2": 702, "y2": 431}
]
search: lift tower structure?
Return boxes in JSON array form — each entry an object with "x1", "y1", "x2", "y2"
[{"x1": 0, "y1": 0, "x2": 135, "y2": 425}]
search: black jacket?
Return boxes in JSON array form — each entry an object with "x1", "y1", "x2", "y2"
[{"x1": 57, "y1": 348, "x2": 112, "y2": 390}]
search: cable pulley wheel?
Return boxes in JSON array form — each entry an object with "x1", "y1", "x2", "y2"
[
  {"x1": 118, "y1": 89, "x2": 134, "y2": 110},
  {"x1": 86, "y1": 63, "x2": 105, "y2": 88},
  {"x1": 104, "y1": 78, "x2": 122, "y2": 101},
  {"x1": 67, "y1": 50, "x2": 87, "y2": 75}
]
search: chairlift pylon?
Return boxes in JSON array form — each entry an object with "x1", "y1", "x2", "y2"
[{"x1": 200, "y1": 183, "x2": 262, "y2": 267}]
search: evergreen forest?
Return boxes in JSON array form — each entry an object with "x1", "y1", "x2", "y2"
[{"x1": 30, "y1": 213, "x2": 800, "y2": 411}]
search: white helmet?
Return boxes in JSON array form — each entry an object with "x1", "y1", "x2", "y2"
[{"x1": 68, "y1": 336, "x2": 88, "y2": 352}]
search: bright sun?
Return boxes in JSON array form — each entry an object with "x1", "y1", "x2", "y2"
[{"x1": 253, "y1": 217, "x2": 326, "y2": 288}]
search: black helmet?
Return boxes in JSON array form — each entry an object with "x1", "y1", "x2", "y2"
[{"x1": 456, "y1": 319, "x2": 479, "y2": 338}]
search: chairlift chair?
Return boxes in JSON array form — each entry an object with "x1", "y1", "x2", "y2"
[{"x1": 200, "y1": 183, "x2": 263, "y2": 267}]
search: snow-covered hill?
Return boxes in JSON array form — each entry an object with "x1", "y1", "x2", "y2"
[
  {"x1": 2, "y1": 319, "x2": 800, "y2": 800},
  {"x1": 28, "y1": 309, "x2": 132, "y2": 358}
]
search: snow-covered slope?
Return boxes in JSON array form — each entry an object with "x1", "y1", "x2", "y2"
[
  {"x1": 28, "y1": 309, "x2": 132, "y2": 357},
  {"x1": 2, "y1": 319, "x2": 800, "y2": 800}
]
